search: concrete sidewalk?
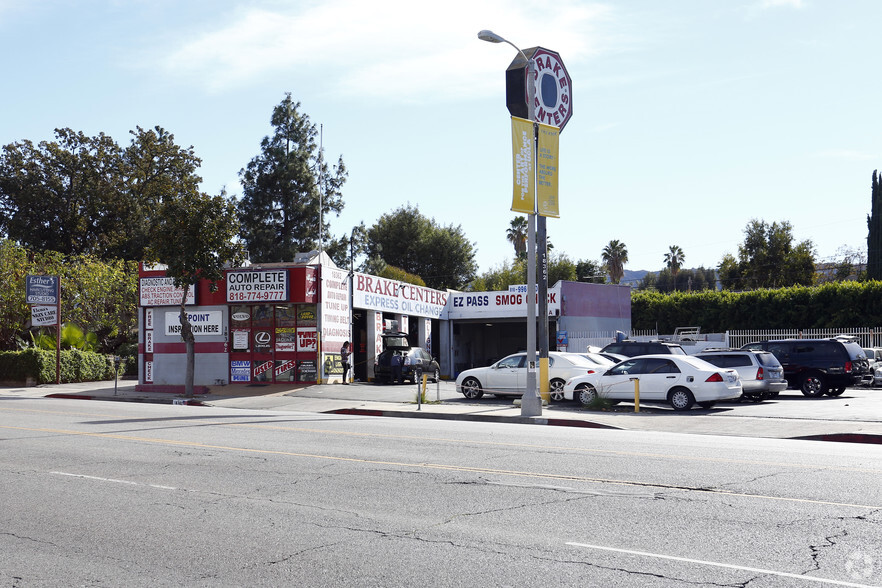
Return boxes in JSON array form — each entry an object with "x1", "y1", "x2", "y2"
[{"x1": 4, "y1": 379, "x2": 882, "y2": 444}]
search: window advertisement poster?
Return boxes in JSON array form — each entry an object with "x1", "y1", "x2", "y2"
[
  {"x1": 139, "y1": 277, "x2": 195, "y2": 307},
  {"x1": 274, "y1": 359, "x2": 297, "y2": 381},
  {"x1": 296, "y1": 327, "x2": 318, "y2": 352},
  {"x1": 253, "y1": 360, "x2": 272, "y2": 382},
  {"x1": 230, "y1": 360, "x2": 250, "y2": 382},
  {"x1": 230, "y1": 305, "x2": 250, "y2": 326},
  {"x1": 165, "y1": 311, "x2": 223, "y2": 337},
  {"x1": 297, "y1": 305, "x2": 317, "y2": 326},
  {"x1": 324, "y1": 353, "x2": 343, "y2": 377},
  {"x1": 321, "y1": 266, "x2": 350, "y2": 351},
  {"x1": 276, "y1": 327, "x2": 297, "y2": 352},
  {"x1": 226, "y1": 270, "x2": 288, "y2": 302},
  {"x1": 232, "y1": 329, "x2": 250, "y2": 350},
  {"x1": 275, "y1": 305, "x2": 297, "y2": 327},
  {"x1": 297, "y1": 360, "x2": 318, "y2": 382},
  {"x1": 254, "y1": 330, "x2": 272, "y2": 353}
]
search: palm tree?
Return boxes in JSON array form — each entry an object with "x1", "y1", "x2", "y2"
[
  {"x1": 664, "y1": 245, "x2": 685, "y2": 277},
  {"x1": 506, "y1": 216, "x2": 528, "y2": 259},
  {"x1": 601, "y1": 239, "x2": 629, "y2": 284}
]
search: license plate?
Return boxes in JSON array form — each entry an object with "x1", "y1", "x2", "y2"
[{"x1": 727, "y1": 375, "x2": 736, "y2": 383}]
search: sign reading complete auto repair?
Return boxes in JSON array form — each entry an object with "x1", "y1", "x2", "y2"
[{"x1": 226, "y1": 270, "x2": 288, "y2": 302}]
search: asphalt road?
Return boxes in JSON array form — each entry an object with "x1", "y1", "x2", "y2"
[{"x1": 2, "y1": 397, "x2": 882, "y2": 586}]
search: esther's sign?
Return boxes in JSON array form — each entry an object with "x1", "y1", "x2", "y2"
[{"x1": 26, "y1": 275, "x2": 59, "y2": 304}]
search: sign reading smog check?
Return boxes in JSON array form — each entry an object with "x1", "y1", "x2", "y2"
[
  {"x1": 446, "y1": 286, "x2": 561, "y2": 319},
  {"x1": 226, "y1": 270, "x2": 288, "y2": 302},
  {"x1": 354, "y1": 273, "x2": 447, "y2": 319}
]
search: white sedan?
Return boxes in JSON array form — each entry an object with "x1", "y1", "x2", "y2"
[
  {"x1": 456, "y1": 351, "x2": 605, "y2": 402},
  {"x1": 563, "y1": 354, "x2": 742, "y2": 411}
]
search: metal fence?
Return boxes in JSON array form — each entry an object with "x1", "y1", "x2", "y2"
[
  {"x1": 727, "y1": 328, "x2": 882, "y2": 349},
  {"x1": 564, "y1": 327, "x2": 882, "y2": 353}
]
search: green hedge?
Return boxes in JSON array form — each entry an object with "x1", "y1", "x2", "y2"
[
  {"x1": 632, "y1": 281, "x2": 882, "y2": 332},
  {"x1": 0, "y1": 348, "x2": 130, "y2": 385}
]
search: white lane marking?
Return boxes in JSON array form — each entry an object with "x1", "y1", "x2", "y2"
[
  {"x1": 51, "y1": 471, "x2": 177, "y2": 490},
  {"x1": 567, "y1": 542, "x2": 880, "y2": 588}
]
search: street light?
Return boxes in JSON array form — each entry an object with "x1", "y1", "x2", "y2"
[{"x1": 478, "y1": 29, "x2": 542, "y2": 417}]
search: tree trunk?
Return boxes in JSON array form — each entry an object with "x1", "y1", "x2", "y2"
[{"x1": 179, "y1": 284, "x2": 195, "y2": 398}]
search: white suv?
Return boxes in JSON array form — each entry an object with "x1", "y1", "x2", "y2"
[{"x1": 694, "y1": 349, "x2": 787, "y2": 401}]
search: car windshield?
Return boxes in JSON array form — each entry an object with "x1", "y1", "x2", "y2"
[{"x1": 382, "y1": 335, "x2": 409, "y2": 348}]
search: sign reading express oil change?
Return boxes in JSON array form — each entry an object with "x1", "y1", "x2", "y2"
[{"x1": 226, "y1": 270, "x2": 288, "y2": 302}]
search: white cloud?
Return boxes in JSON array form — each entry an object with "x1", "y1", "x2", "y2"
[
  {"x1": 156, "y1": 0, "x2": 615, "y2": 100},
  {"x1": 758, "y1": 0, "x2": 805, "y2": 8},
  {"x1": 814, "y1": 149, "x2": 880, "y2": 161}
]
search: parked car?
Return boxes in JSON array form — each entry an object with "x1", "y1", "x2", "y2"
[
  {"x1": 694, "y1": 349, "x2": 787, "y2": 401},
  {"x1": 600, "y1": 340, "x2": 686, "y2": 357},
  {"x1": 456, "y1": 351, "x2": 602, "y2": 402},
  {"x1": 374, "y1": 332, "x2": 440, "y2": 384},
  {"x1": 580, "y1": 352, "x2": 617, "y2": 368},
  {"x1": 741, "y1": 337, "x2": 872, "y2": 396},
  {"x1": 563, "y1": 354, "x2": 742, "y2": 411},
  {"x1": 863, "y1": 348, "x2": 882, "y2": 387}
]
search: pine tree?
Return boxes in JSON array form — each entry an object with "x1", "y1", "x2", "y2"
[{"x1": 867, "y1": 170, "x2": 882, "y2": 280}]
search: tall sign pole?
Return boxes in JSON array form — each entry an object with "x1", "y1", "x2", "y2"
[{"x1": 482, "y1": 30, "x2": 571, "y2": 416}]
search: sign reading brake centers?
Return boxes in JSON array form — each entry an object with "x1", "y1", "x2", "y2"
[
  {"x1": 505, "y1": 46, "x2": 573, "y2": 131},
  {"x1": 226, "y1": 270, "x2": 288, "y2": 302}
]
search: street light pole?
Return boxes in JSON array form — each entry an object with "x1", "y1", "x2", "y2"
[{"x1": 478, "y1": 29, "x2": 542, "y2": 417}]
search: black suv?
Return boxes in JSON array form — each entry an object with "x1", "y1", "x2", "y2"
[
  {"x1": 600, "y1": 340, "x2": 686, "y2": 357},
  {"x1": 373, "y1": 332, "x2": 440, "y2": 384},
  {"x1": 741, "y1": 338, "x2": 871, "y2": 397}
]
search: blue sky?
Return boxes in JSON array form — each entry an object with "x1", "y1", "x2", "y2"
[{"x1": 2, "y1": 0, "x2": 880, "y2": 282}]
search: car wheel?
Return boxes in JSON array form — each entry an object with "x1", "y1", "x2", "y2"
[
  {"x1": 697, "y1": 401, "x2": 716, "y2": 409},
  {"x1": 826, "y1": 387, "x2": 846, "y2": 396},
  {"x1": 577, "y1": 383, "x2": 598, "y2": 406},
  {"x1": 461, "y1": 377, "x2": 484, "y2": 399},
  {"x1": 549, "y1": 379, "x2": 566, "y2": 402},
  {"x1": 433, "y1": 369, "x2": 440, "y2": 383},
  {"x1": 669, "y1": 387, "x2": 695, "y2": 411},
  {"x1": 800, "y1": 373, "x2": 827, "y2": 397}
]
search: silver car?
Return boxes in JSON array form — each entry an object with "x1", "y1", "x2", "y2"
[{"x1": 694, "y1": 349, "x2": 787, "y2": 401}]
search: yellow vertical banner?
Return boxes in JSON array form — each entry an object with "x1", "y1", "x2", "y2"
[
  {"x1": 537, "y1": 123, "x2": 560, "y2": 218},
  {"x1": 511, "y1": 116, "x2": 535, "y2": 214}
]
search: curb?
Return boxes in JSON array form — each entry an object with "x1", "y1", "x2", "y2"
[
  {"x1": 326, "y1": 408, "x2": 621, "y2": 429},
  {"x1": 45, "y1": 393, "x2": 205, "y2": 406},
  {"x1": 790, "y1": 433, "x2": 882, "y2": 445}
]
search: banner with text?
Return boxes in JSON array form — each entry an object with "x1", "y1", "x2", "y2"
[
  {"x1": 226, "y1": 270, "x2": 288, "y2": 302},
  {"x1": 537, "y1": 122, "x2": 560, "y2": 218},
  {"x1": 165, "y1": 311, "x2": 224, "y2": 337},
  {"x1": 511, "y1": 116, "x2": 535, "y2": 214}
]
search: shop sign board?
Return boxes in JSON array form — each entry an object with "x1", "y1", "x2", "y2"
[
  {"x1": 353, "y1": 273, "x2": 447, "y2": 319},
  {"x1": 297, "y1": 360, "x2": 318, "y2": 382},
  {"x1": 140, "y1": 277, "x2": 195, "y2": 306},
  {"x1": 446, "y1": 286, "x2": 561, "y2": 319},
  {"x1": 321, "y1": 267, "x2": 350, "y2": 350},
  {"x1": 31, "y1": 305, "x2": 58, "y2": 326},
  {"x1": 276, "y1": 327, "x2": 296, "y2": 352},
  {"x1": 26, "y1": 275, "x2": 59, "y2": 304},
  {"x1": 226, "y1": 269, "x2": 288, "y2": 302},
  {"x1": 165, "y1": 311, "x2": 223, "y2": 337}
]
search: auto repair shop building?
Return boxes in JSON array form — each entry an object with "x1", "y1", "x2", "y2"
[{"x1": 137, "y1": 253, "x2": 630, "y2": 387}]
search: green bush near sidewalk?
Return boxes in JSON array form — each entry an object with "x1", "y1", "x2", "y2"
[{"x1": 0, "y1": 348, "x2": 129, "y2": 385}]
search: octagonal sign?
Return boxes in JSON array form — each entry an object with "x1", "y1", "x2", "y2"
[{"x1": 505, "y1": 46, "x2": 573, "y2": 131}]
